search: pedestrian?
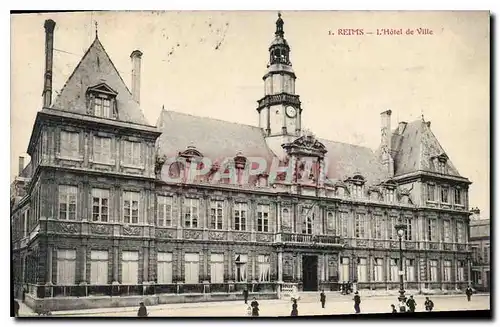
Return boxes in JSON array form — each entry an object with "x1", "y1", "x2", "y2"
[
  {"x1": 424, "y1": 297, "x2": 434, "y2": 312},
  {"x1": 250, "y1": 297, "x2": 259, "y2": 317},
  {"x1": 137, "y1": 302, "x2": 148, "y2": 317},
  {"x1": 406, "y1": 295, "x2": 417, "y2": 313},
  {"x1": 341, "y1": 282, "x2": 346, "y2": 295},
  {"x1": 353, "y1": 291, "x2": 361, "y2": 314},
  {"x1": 391, "y1": 304, "x2": 397, "y2": 313},
  {"x1": 246, "y1": 304, "x2": 252, "y2": 316},
  {"x1": 466, "y1": 286, "x2": 473, "y2": 302},
  {"x1": 290, "y1": 298, "x2": 298, "y2": 316},
  {"x1": 13, "y1": 299, "x2": 19, "y2": 317},
  {"x1": 243, "y1": 288, "x2": 249, "y2": 304},
  {"x1": 21, "y1": 286, "x2": 26, "y2": 303},
  {"x1": 320, "y1": 290, "x2": 326, "y2": 309}
]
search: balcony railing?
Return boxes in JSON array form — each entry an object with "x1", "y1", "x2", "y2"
[{"x1": 281, "y1": 233, "x2": 342, "y2": 245}]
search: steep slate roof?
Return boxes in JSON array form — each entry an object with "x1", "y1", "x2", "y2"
[
  {"x1": 156, "y1": 110, "x2": 275, "y2": 164},
  {"x1": 320, "y1": 139, "x2": 386, "y2": 184},
  {"x1": 391, "y1": 119, "x2": 462, "y2": 177},
  {"x1": 157, "y1": 110, "x2": 387, "y2": 185},
  {"x1": 52, "y1": 37, "x2": 149, "y2": 125}
]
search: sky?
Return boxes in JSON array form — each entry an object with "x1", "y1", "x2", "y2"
[{"x1": 10, "y1": 11, "x2": 490, "y2": 217}]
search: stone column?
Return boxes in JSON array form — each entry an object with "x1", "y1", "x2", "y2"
[
  {"x1": 278, "y1": 251, "x2": 283, "y2": 282},
  {"x1": 113, "y1": 244, "x2": 119, "y2": 283}
]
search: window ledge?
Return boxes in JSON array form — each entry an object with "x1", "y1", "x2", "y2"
[
  {"x1": 121, "y1": 163, "x2": 145, "y2": 170},
  {"x1": 56, "y1": 154, "x2": 84, "y2": 162},
  {"x1": 90, "y1": 159, "x2": 116, "y2": 166}
]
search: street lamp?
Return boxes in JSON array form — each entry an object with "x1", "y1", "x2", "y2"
[{"x1": 394, "y1": 219, "x2": 407, "y2": 303}]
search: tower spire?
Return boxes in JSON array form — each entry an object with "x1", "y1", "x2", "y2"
[
  {"x1": 95, "y1": 21, "x2": 99, "y2": 39},
  {"x1": 275, "y1": 12, "x2": 284, "y2": 37}
]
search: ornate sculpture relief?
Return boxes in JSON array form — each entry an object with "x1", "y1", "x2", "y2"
[
  {"x1": 122, "y1": 225, "x2": 141, "y2": 236},
  {"x1": 90, "y1": 224, "x2": 112, "y2": 235}
]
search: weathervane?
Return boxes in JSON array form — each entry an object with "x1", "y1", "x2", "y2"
[{"x1": 95, "y1": 21, "x2": 99, "y2": 38}]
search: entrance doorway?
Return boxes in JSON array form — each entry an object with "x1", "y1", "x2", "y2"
[{"x1": 302, "y1": 255, "x2": 318, "y2": 291}]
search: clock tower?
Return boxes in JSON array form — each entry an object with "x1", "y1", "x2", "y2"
[{"x1": 257, "y1": 13, "x2": 302, "y2": 138}]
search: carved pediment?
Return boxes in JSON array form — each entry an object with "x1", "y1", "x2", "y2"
[
  {"x1": 87, "y1": 83, "x2": 118, "y2": 96},
  {"x1": 344, "y1": 174, "x2": 366, "y2": 185},
  {"x1": 381, "y1": 179, "x2": 398, "y2": 189},
  {"x1": 282, "y1": 132, "x2": 327, "y2": 157},
  {"x1": 178, "y1": 145, "x2": 203, "y2": 160}
]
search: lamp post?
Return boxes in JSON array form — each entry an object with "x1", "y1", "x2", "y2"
[{"x1": 394, "y1": 220, "x2": 407, "y2": 303}]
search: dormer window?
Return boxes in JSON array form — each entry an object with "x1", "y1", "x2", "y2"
[
  {"x1": 86, "y1": 83, "x2": 118, "y2": 119},
  {"x1": 94, "y1": 96, "x2": 111, "y2": 118}
]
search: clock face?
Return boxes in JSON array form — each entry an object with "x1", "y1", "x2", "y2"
[{"x1": 286, "y1": 106, "x2": 297, "y2": 118}]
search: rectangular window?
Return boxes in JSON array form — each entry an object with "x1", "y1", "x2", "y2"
[
  {"x1": 56, "y1": 249, "x2": 76, "y2": 285},
  {"x1": 353, "y1": 185, "x2": 364, "y2": 198},
  {"x1": 210, "y1": 200, "x2": 224, "y2": 230},
  {"x1": 484, "y1": 245, "x2": 490, "y2": 263},
  {"x1": 234, "y1": 203, "x2": 247, "y2": 231},
  {"x1": 157, "y1": 252, "x2": 173, "y2": 284},
  {"x1": 443, "y1": 260, "x2": 452, "y2": 282},
  {"x1": 94, "y1": 97, "x2": 111, "y2": 118},
  {"x1": 456, "y1": 221, "x2": 464, "y2": 243},
  {"x1": 123, "y1": 191, "x2": 140, "y2": 224},
  {"x1": 405, "y1": 218, "x2": 413, "y2": 241},
  {"x1": 386, "y1": 189, "x2": 395, "y2": 203},
  {"x1": 454, "y1": 188, "x2": 462, "y2": 205},
  {"x1": 210, "y1": 254, "x2": 224, "y2": 284},
  {"x1": 92, "y1": 188, "x2": 109, "y2": 222},
  {"x1": 355, "y1": 213, "x2": 366, "y2": 238},
  {"x1": 430, "y1": 260, "x2": 438, "y2": 282},
  {"x1": 457, "y1": 261, "x2": 465, "y2": 282},
  {"x1": 357, "y1": 258, "x2": 367, "y2": 282},
  {"x1": 374, "y1": 215, "x2": 383, "y2": 239},
  {"x1": 427, "y1": 184, "x2": 435, "y2": 201},
  {"x1": 444, "y1": 220, "x2": 451, "y2": 242},
  {"x1": 157, "y1": 195, "x2": 173, "y2": 227},
  {"x1": 339, "y1": 212, "x2": 349, "y2": 237},
  {"x1": 471, "y1": 246, "x2": 480, "y2": 263},
  {"x1": 257, "y1": 205, "x2": 270, "y2": 232},
  {"x1": 441, "y1": 186, "x2": 449, "y2": 203},
  {"x1": 121, "y1": 251, "x2": 139, "y2": 284},
  {"x1": 390, "y1": 258, "x2": 399, "y2": 282},
  {"x1": 184, "y1": 198, "x2": 199, "y2": 228},
  {"x1": 93, "y1": 136, "x2": 112, "y2": 163},
  {"x1": 185, "y1": 253, "x2": 199, "y2": 284},
  {"x1": 340, "y1": 257, "x2": 350, "y2": 282},
  {"x1": 327, "y1": 211, "x2": 335, "y2": 231},
  {"x1": 374, "y1": 258, "x2": 384, "y2": 282},
  {"x1": 90, "y1": 250, "x2": 109, "y2": 285},
  {"x1": 388, "y1": 216, "x2": 397, "y2": 240},
  {"x1": 301, "y1": 208, "x2": 313, "y2": 234},
  {"x1": 235, "y1": 254, "x2": 248, "y2": 282},
  {"x1": 258, "y1": 255, "x2": 271, "y2": 282},
  {"x1": 428, "y1": 219, "x2": 437, "y2": 241},
  {"x1": 60, "y1": 131, "x2": 80, "y2": 158},
  {"x1": 59, "y1": 185, "x2": 78, "y2": 220},
  {"x1": 123, "y1": 140, "x2": 141, "y2": 166},
  {"x1": 405, "y1": 259, "x2": 415, "y2": 282}
]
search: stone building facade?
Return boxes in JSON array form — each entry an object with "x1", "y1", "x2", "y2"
[
  {"x1": 11, "y1": 15, "x2": 473, "y2": 308},
  {"x1": 469, "y1": 208, "x2": 490, "y2": 292}
]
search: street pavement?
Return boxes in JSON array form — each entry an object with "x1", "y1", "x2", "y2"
[{"x1": 18, "y1": 294, "x2": 490, "y2": 317}]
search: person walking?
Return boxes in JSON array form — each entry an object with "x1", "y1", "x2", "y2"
[
  {"x1": 13, "y1": 299, "x2": 20, "y2": 317},
  {"x1": 137, "y1": 302, "x2": 148, "y2": 317},
  {"x1": 391, "y1": 304, "x2": 397, "y2": 313},
  {"x1": 353, "y1": 291, "x2": 361, "y2": 314},
  {"x1": 290, "y1": 298, "x2": 298, "y2": 316},
  {"x1": 243, "y1": 288, "x2": 249, "y2": 304},
  {"x1": 250, "y1": 297, "x2": 259, "y2": 317},
  {"x1": 424, "y1": 297, "x2": 434, "y2": 312},
  {"x1": 466, "y1": 286, "x2": 473, "y2": 302},
  {"x1": 320, "y1": 290, "x2": 326, "y2": 309},
  {"x1": 406, "y1": 295, "x2": 417, "y2": 313}
]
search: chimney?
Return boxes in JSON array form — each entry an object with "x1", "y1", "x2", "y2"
[
  {"x1": 18, "y1": 156, "x2": 25, "y2": 176},
  {"x1": 380, "y1": 110, "x2": 394, "y2": 176},
  {"x1": 130, "y1": 50, "x2": 143, "y2": 104},
  {"x1": 398, "y1": 122, "x2": 407, "y2": 135},
  {"x1": 43, "y1": 19, "x2": 56, "y2": 108}
]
